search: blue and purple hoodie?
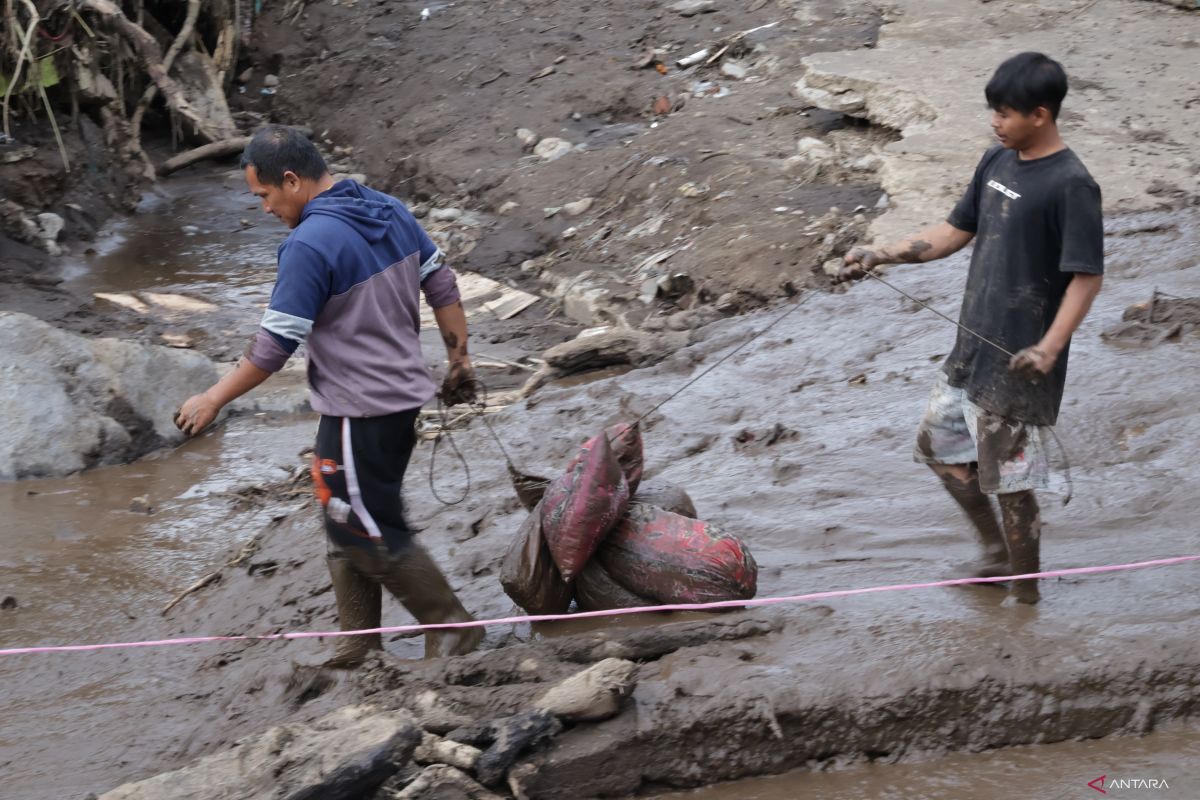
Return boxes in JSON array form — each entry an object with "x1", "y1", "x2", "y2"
[{"x1": 244, "y1": 180, "x2": 460, "y2": 418}]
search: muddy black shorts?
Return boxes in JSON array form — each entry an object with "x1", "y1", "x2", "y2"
[
  {"x1": 312, "y1": 409, "x2": 420, "y2": 553},
  {"x1": 913, "y1": 374, "x2": 1050, "y2": 495}
]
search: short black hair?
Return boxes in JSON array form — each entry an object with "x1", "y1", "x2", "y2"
[
  {"x1": 985, "y1": 52, "x2": 1068, "y2": 120},
  {"x1": 239, "y1": 125, "x2": 328, "y2": 185}
]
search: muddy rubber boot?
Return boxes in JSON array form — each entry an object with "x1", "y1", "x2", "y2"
[
  {"x1": 932, "y1": 465, "x2": 1009, "y2": 578},
  {"x1": 322, "y1": 552, "x2": 383, "y2": 669},
  {"x1": 999, "y1": 490, "x2": 1041, "y2": 605},
  {"x1": 378, "y1": 542, "x2": 484, "y2": 659}
]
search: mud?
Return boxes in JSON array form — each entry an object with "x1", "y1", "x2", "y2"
[{"x1": 3, "y1": 1, "x2": 1200, "y2": 798}]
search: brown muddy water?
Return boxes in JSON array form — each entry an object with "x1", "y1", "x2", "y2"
[{"x1": 2, "y1": 177, "x2": 1199, "y2": 799}]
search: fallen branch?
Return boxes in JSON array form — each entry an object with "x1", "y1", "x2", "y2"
[
  {"x1": 129, "y1": 0, "x2": 201, "y2": 143},
  {"x1": 157, "y1": 135, "x2": 249, "y2": 176},
  {"x1": 161, "y1": 571, "x2": 220, "y2": 615}
]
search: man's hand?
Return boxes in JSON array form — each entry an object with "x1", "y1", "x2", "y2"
[
  {"x1": 1008, "y1": 346, "x2": 1057, "y2": 381},
  {"x1": 175, "y1": 391, "x2": 221, "y2": 436},
  {"x1": 837, "y1": 247, "x2": 885, "y2": 283},
  {"x1": 440, "y1": 359, "x2": 478, "y2": 406}
]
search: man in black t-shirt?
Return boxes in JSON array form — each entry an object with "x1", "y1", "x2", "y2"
[{"x1": 839, "y1": 52, "x2": 1104, "y2": 605}]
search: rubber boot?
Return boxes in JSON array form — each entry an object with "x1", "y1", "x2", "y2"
[
  {"x1": 322, "y1": 552, "x2": 383, "y2": 669},
  {"x1": 932, "y1": 464, "x2": 1009, "y2": 578},
  {"x1": 999, "y1": 490, "x2": 1041, "y2": 605},
  {"x1": 377, "y1": 542, "x2": 484, "y2": 659}
]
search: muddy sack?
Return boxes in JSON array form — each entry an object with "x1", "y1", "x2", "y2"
[
  {"x1": 573, "y1": 560, "x2": 656, "y2": 611},
  {"x1": 541, "y1": 434, "x2": 631, "y2": 581},
  {"x1": 568, "y1": 422, "x2": 644, "y2": 494},
  {"x1": 598, "y1": 504, "x2": 757, "y2": 604},
  {"x1": 500, "y1": 502, "x2": 573, "y2": 615},
  {"x1": 631, "y1": 479, "x2": 697, "y2": 519}
]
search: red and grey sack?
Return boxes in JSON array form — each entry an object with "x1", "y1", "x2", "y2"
[
  {"x1": 573, "y1": 560, "x2": 655, "y2": 611},
  {"x1": 631, "y1": 479, "x2": 697, "y2": 519},
  {"x1": 597, "y1": 504, "x2": 757, "y2": 604},
  {"x1": 541, "y1": 433, "x2": 631, "y2": 581},
  {"x1": 568, "y1": 422, "x2": 644, "y2": 495},
  {"x1": 499, "y1": 502, "x2": 573, "y2": 615}
]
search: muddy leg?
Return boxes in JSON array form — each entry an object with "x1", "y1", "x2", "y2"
[
  {"x1": 998, "y1": 490, "x2": 1041, "y2": 605},
  {"x1": 929, "y1": 463, "x2": 1009, "y2": 578},
  {"x1": 323, "y1": 551, "x2": 383, "y2": 669},
  {"x1": 376, "y1": 542, "x2": 484, "y2": 659}
]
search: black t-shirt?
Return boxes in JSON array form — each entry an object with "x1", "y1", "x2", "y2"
[{"x1": 943, "y1": 145, "x2": 1104, "y2": 426}]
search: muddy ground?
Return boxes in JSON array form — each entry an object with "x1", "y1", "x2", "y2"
[{"x1": 2, "y1": 0, "x2": 1200, "y2": 797}]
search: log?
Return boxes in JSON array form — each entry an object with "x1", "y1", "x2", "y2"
[
  {"x1": 157, "y1": 126, "x2": 315, "y2": 176},
  {"x1": 156, "y1": 136, "x2": 249, "y2": 176}
]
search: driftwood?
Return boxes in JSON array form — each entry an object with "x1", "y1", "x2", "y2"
[
  {"x1": 157, "y1": 136, "x2": 249, "y2": 176},
  {"x1": 158, "y1": 126, "x2": 315, "y2": 176}
]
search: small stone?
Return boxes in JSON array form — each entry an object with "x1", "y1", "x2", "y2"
[
  {"x1": 498, "y1": 201, "x2": 520, "y2": 214},
  {"x1": 563, "y1": 197, "x2": 594, "y2": 217},
  {"x1": 797, "y1": 136, "x2": 835, "y2": 163},
  {"x1": 669, "y1": 0, "x2": 716, "y2": 16},
  {"x1": 535, "y1": 658, "x2": 638, "y2": 722},
  {"x1": 876, "y1": 192, "x2": 890, "y2": 209},
  {"x1": 411, "y1": 204, "x2": 430, "y2": 219},
  {"x1": 236, "y1": 67, "x2": 254, "y2": 84},
  {"x1": 429, "y1": 207, "x2": 464, "y2": 222},
  {"x1": 515, "y1": 128, "x2": 539, "y2": 147},
  {"x1": 181, "y1": 224, "x2": 200, "y2": 235},
  {"x1": 520, "y1": 259, "x2": 541, "y2": 275},
  {"x1": 534, "y1": 137, "x2": 574, "y2": 161},
  {"x1": 720, "y1": 61, "x2": 749, "y2": 80},
  {"x1": 263, "y1": 73, "x2": 280, "y2": 87},
  {"x1": 561, "y1": 226, "x2": 579, "y2": 239},
  {"x1": 678, "y1": 181, "x2": 709, "y2": 199},
  {"x1": 129, "y1": 495, "x2": 153, "y2": 514}
]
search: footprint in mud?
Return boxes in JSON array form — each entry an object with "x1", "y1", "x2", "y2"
[{"x1": 732, "y1": 423, "x2": 799, "y2": 454}]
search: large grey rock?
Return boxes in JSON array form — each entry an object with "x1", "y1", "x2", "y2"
[
  {"x1": 98, "y1": 705, "x2": 421, "y2": 800},
  {"x1": 0, "y1": 312, "x2": 217, "y2": 479}
]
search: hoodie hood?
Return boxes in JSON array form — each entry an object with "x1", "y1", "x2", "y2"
[{"x1": 299, "y1": 179, "x2": 396, "y2": 243}]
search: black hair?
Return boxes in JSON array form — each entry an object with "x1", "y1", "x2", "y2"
[
  {"x1": 239, "y1": 125, "x2": 328, "y2": 185},
  {"x1": 985, "y1": 52, "x2": 1068, "y2": 121}
]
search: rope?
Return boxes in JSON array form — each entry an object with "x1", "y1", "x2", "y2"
[{"x1": 629, "y1": 290, "x2": 819, "y2": 430}]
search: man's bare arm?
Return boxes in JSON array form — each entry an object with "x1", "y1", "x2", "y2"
[
  {"x1": 175, "y1": 358, "x2": 272, "y2": 436},
  {"x1": 433, "y1": 300, "x2": 477, "y2": 404},
  {"x1": 1009, "y1": 272, "x2": 1103, "y2": 378},
  {"x1": 839, "y1": 222, "x2": 974, "y2": 281}
]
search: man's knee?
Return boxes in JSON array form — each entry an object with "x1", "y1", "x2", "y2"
[{"x1": 930, "y1": 461, "x2": 978, "y2": 488}]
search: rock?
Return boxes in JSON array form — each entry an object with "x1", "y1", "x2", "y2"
[
  {"x1": 1, "y1": 596, "x2": 16, "y2": 610},
  {"x1": 563, "y1": 197, "x2": 594, "y2": 217},
  {"x1": 507, "y1": 763, "x2": 538, "y2": 800},
  {"x1": 849, "y1": 153, "x2": 883, "y2": 172},
  {"x1": 515, "y1": 128, "x2": 539, "y2": 148},
  {"x1": 0, "y1": 313, "x2": 218, "y2": 480},
  {"x1": 656, "y1": 272, "x2": 695, "y2": 300},
  {"x1": 129, "y1": 496, "x2": 154, "y2": 515},
  {"x1": 263, "y1": 73, "x2": 280, "y2": 87},
  {"x1": 561, "y1": 226, "x2": 578, "y2": 239},
  {"x1": 791, "y1": 79, "x2": 866, "y2": 115},
  {"x1": 498, "y1": 201, "x2": 520, "y2": 215},
  {"x1": 236, "y1": 67, "x2": 254, "y2": 84},
  {"x1": 36, "y1": 212, "x2": 64, "y2": 242},
  {"x1": 541, "y1": 329, "x2": 644, "y2": 372},
  {"x1": 669, "y1": 0, "x2": 716, "y2": 16},
  {"x1": 430, "y1": 207, "x2": 464, "y2": 222},
  {"x1": 98, "y1": 705, "x2": 421, "y2": 800},
  {"x1": 875, "y1": 192, "x2": 890, "y2": 209},
  {"x1": 535, "y1": 658, "x2": 638, "y2": 722},
  {"x1": 394, "y1": 765, "x2": 503, "y2": 799},
  {"x1": 414, "y1": 731, "x2": 482, "y2": 772},
  {"x1": 797, "y1": 137, "x2": 836, "y2": 163},
  {"x1": 533, "y1": 137, "x2": 574, "y2": 161},
  {"x1": 411, "y1": 690, "x2": 475, "y2": 735},
  {"x1": 678, "y1": 181, "x2": 709, "y2": 199},
  {"x1": 720, "y1": 60, "x2": 749, "y2": 80}
]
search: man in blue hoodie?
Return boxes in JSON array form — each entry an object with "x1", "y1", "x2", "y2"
[{"x1": 175, "y1": 125, "x2": 483, "y2": 666}]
